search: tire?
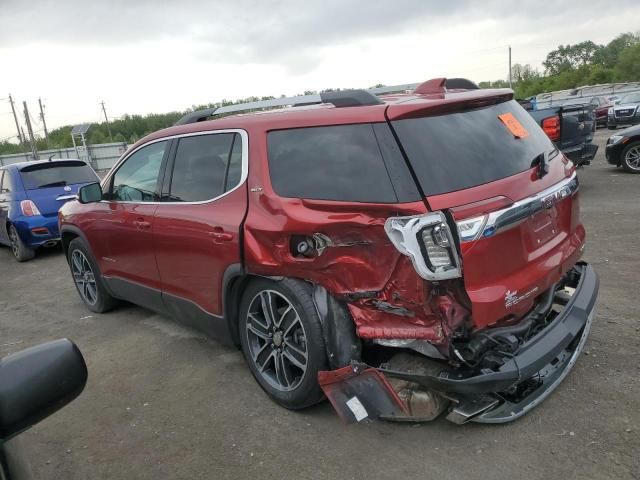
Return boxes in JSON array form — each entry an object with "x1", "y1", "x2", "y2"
[
  {"x1": 239, "y1": 277, "x2": 328, "y2": 410},
  {"x1": 621, "y1": 141, "x2": 640, "y2": 174},
  {"x1": 67, "y1": 237, "x2": 118, "y2": 313},
  {"x1": 8, "y1": 225, "x2": 35, "y2": 262},
  {"x1": 607, "y1": 125, "x2": 616, "y2": 130}
]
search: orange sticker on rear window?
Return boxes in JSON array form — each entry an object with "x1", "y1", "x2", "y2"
[{"x1": 498, "y1": 113, "x2": 529, "y2": 139}]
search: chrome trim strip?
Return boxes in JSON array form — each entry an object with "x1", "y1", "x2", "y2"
[
  {"x1": 56, "y1": 194, "x2": 78, "y2": 201},
  {"x1": 457, "y1": 172, "x2": 579, "y2": 243},
  {"x1": 100, "y1": 129, "x2": 249, "y2": 206}
]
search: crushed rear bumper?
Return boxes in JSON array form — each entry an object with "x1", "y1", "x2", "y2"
[{"x1": 376, "y1": 263, "x2": 598, "y2": 423}]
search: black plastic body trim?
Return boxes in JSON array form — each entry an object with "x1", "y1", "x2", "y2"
[{"x1": 102, "y1": 276, "x2": 235, "y2": 345}]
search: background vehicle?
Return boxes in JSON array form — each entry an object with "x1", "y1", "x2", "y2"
[
  {"x1": 556, "y1": 96, "x2": 612, "y2": 127},
  {"x1": 607, "y1": 92, "x2": 640, "y2": 129},
  {"x1": 0, "y1": 160, "x2": 99, "y2": 262},
  {"x1": 0, "y1": 339, "x2": 87, "y2": 480},
  {"x1": 605, "y1": 124, "x2": 640, "y2": 173},
  {"x1": 59, "y1": 78, "x2": 598, "y2": 424},
  {"x1": 527, "y1": 104, "x2": 598, "y2": 166}
]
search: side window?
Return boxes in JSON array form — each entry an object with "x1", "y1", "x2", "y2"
[
  {"x1": 167, "y1": 133, "x2": 238, "y2": 202},
  {"x1": 267, "y1": 124, "x2": 399, "y2": 203},
  {"x1": 110, "y1": 141, "x2": 167, "y2": 202},
  {"x1": 0, "y1": 171, "x2": 11, "y2": 194}
]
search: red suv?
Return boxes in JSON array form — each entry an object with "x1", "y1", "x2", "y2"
[{"x1": 59, "y1": 78, "x2": 598, "y2": 424}]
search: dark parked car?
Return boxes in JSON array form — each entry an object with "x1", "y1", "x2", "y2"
[
  {"x1": 607, "y1": 92, "x2": 640, "y2": 129},
  {"x1": 1, "y1": 339, "x2": 87, "y2": 479},
  {"x1": 605, "y1": 124, "x2": 640, "y2": 173},
  {"x1": 0, "y1": 160, "x2": 99, "y2": 262},
  {"x1": 527, "y1": 103, "x2": 598, "y2": 166},
  {"x1": 59, "y1": 78, "x2": 598, "y2": 424},
  {"x1": 558, "y1": 96, "x2": 612, "y2": 127}
]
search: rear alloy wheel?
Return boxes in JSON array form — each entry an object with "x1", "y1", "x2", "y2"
[
  {"x1": 8, "y1": 225, "x2": 35, "y2": 262},
  {"x1": 621, "y1": 141, "x2": 640, "y2": 174},
  {"x1": 239, "y1": 278, "x2": 327, "y2": 409},
  {"x1": 67, "y1": 238, "x2": 117, "y2": 313}
]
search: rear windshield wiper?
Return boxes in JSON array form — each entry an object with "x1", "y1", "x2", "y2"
[
  {"x1": 530, "y1": 149, "x2": 558, "y2": 179},
  {"x1": 37, "y1": 181, "x2": 67, "y2": 188}
]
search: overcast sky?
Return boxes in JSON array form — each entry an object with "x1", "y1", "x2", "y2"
[{"x1": 1, "y1": 0, "x2": 639, "y2": 142}]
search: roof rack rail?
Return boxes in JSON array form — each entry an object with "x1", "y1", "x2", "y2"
[{"x1": 174, "y1": 78, "x2": 480, "y2": 125}]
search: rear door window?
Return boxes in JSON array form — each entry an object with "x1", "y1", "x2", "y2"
[
  {"x1": 267, "y1": 124, "x2": 400, "y2": 203},
  {"x1": 19, "y1": 161, "x2": 98, "y2": 190},
  {"x1": 391, "y1": 100, "x2": 556, "y2": 195},
  {"x1": 166, "y1": 133, "x2": 239, "y2": 202}
]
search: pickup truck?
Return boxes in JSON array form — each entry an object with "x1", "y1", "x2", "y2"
[{"x1": 521, "y1": 102, "x2": 599, "y2": 166}]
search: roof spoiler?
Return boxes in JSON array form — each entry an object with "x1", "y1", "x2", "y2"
[
  {"x1": 174, "y1": 78, "x2": 480, "y2": 125},
  {"x1": 414, "y1": 77, "x2": 480, "y2": 95}
]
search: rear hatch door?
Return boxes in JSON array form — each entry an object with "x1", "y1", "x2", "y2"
[
  {"x1": 387, "y1": 97, "x2": 584, "y2": 328},
  {"x1": 19, "y1": 161, "x2": 99, "y2": 217}
]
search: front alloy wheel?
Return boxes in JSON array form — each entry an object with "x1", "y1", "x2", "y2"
[
  {"x1": 245, "y1": 290, "x2": 308, "y2": 392},
  {"x1": 622, "y1": 142, "x2": 640, "y2": 173}
]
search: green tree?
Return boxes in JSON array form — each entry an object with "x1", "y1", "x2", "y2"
[
  {"x1": 592, "y1": 32, "x2": 640, "y2": 68},
  {"x1": 615, "y1": 42, "x2": 640, "y2": 81},
  {"x1": 543, "y1": 41, "x2": 602, "y2": 74}
]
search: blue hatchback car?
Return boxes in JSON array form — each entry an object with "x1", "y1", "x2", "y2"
[{"x1": 0, "y1": 159, "x2": 99, "y2": 262}]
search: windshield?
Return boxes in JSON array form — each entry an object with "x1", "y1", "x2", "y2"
[
  {"x1": 561, "y1": 97, "x2": 596, "y2": 106},
  {"x1": 20, "y1": 161, "x2": 98, "y2": 190},
  {"x1": 619, "y1": 93, "x2": 640, "y2": 104},
  {"x1": 391, "y1": 100, "x2": 556, "y2": 195}
]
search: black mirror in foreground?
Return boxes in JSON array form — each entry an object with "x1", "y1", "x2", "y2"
[
  {"x1": 78, "y1": 182, "x2": 103, "y2": 204},
  {"x1": 0, "y1": 339, "x2": 87, "y2": 441}
]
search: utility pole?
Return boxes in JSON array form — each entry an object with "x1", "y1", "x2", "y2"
[
  {"x1": 100, "y1": 101, "x2": 113, "y2": 142},
  {"x1": 22, "y1": 101, "x2": 38, "y2": 160},
  {"x1": 8, "y1": 94, "x2": 23, "y2": 145},
  {"x1": 38, "y1": 97, "x2": 49, "y2": 145},
  {"x1": 508, "y1": 45, "x2": 513, "y2": 89}
]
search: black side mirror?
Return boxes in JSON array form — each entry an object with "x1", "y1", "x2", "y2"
[
  {"x1": 78, "y1": 182, "x2": 103, "y2": 204},
  {"x1": 0, "y1": 339, "x2": 87, "y2": 441}
]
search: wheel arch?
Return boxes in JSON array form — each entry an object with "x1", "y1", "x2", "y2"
[{"x1": 223, "y1": 268, "x2": 361, "y2": 367}]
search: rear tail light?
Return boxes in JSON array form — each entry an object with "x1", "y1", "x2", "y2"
[
  {"x1": 542, "y1": 115, "x2": 561, "y2": 142},
  {"x1": 385, "y1": 212, "x2": 461, "y2": 281},
  {"x1": 20, "y1": 200, "x2": 41, "y2": 217}
]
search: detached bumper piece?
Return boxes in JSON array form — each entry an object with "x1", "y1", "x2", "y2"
[
  {"x1": 320, "y1": 264, "x2": 598, "y2": 425},
  {"x1": 564, "y1": 143, "x2": 599, "y2": 166},
  {"x1": 318, "y1": 365, "x2": 408, "y2": 423}
]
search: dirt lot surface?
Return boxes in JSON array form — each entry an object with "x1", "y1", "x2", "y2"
[{"x1": 1, "y1": 128, "x2": 638, "y2": 480}]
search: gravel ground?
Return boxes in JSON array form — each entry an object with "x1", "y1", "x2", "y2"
[{"x1": 1, "y1": 128, "x2": 638, "y2": 480}]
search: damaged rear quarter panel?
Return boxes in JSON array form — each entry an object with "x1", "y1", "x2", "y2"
[{"x1": 242, "y1": 128, "x2": 469, "y2": 345}]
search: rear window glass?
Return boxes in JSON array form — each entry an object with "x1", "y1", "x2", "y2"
[
  {"x1": 391, "y1": 100, "x2": 556, "y2": 195},
  {"x1": 20, "y1": 161, "x2": 98, "y2": 190},
  {"x1": 267, "y1": 124, "x2": 398, "y2": 203}
]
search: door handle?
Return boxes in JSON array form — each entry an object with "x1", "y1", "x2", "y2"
[
  {"x1": 133, "y1": 219, "x2": 151, "y2": 230},
  {"x1": 208, "y1": 228, "x2": 233, "y2": 243}
]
